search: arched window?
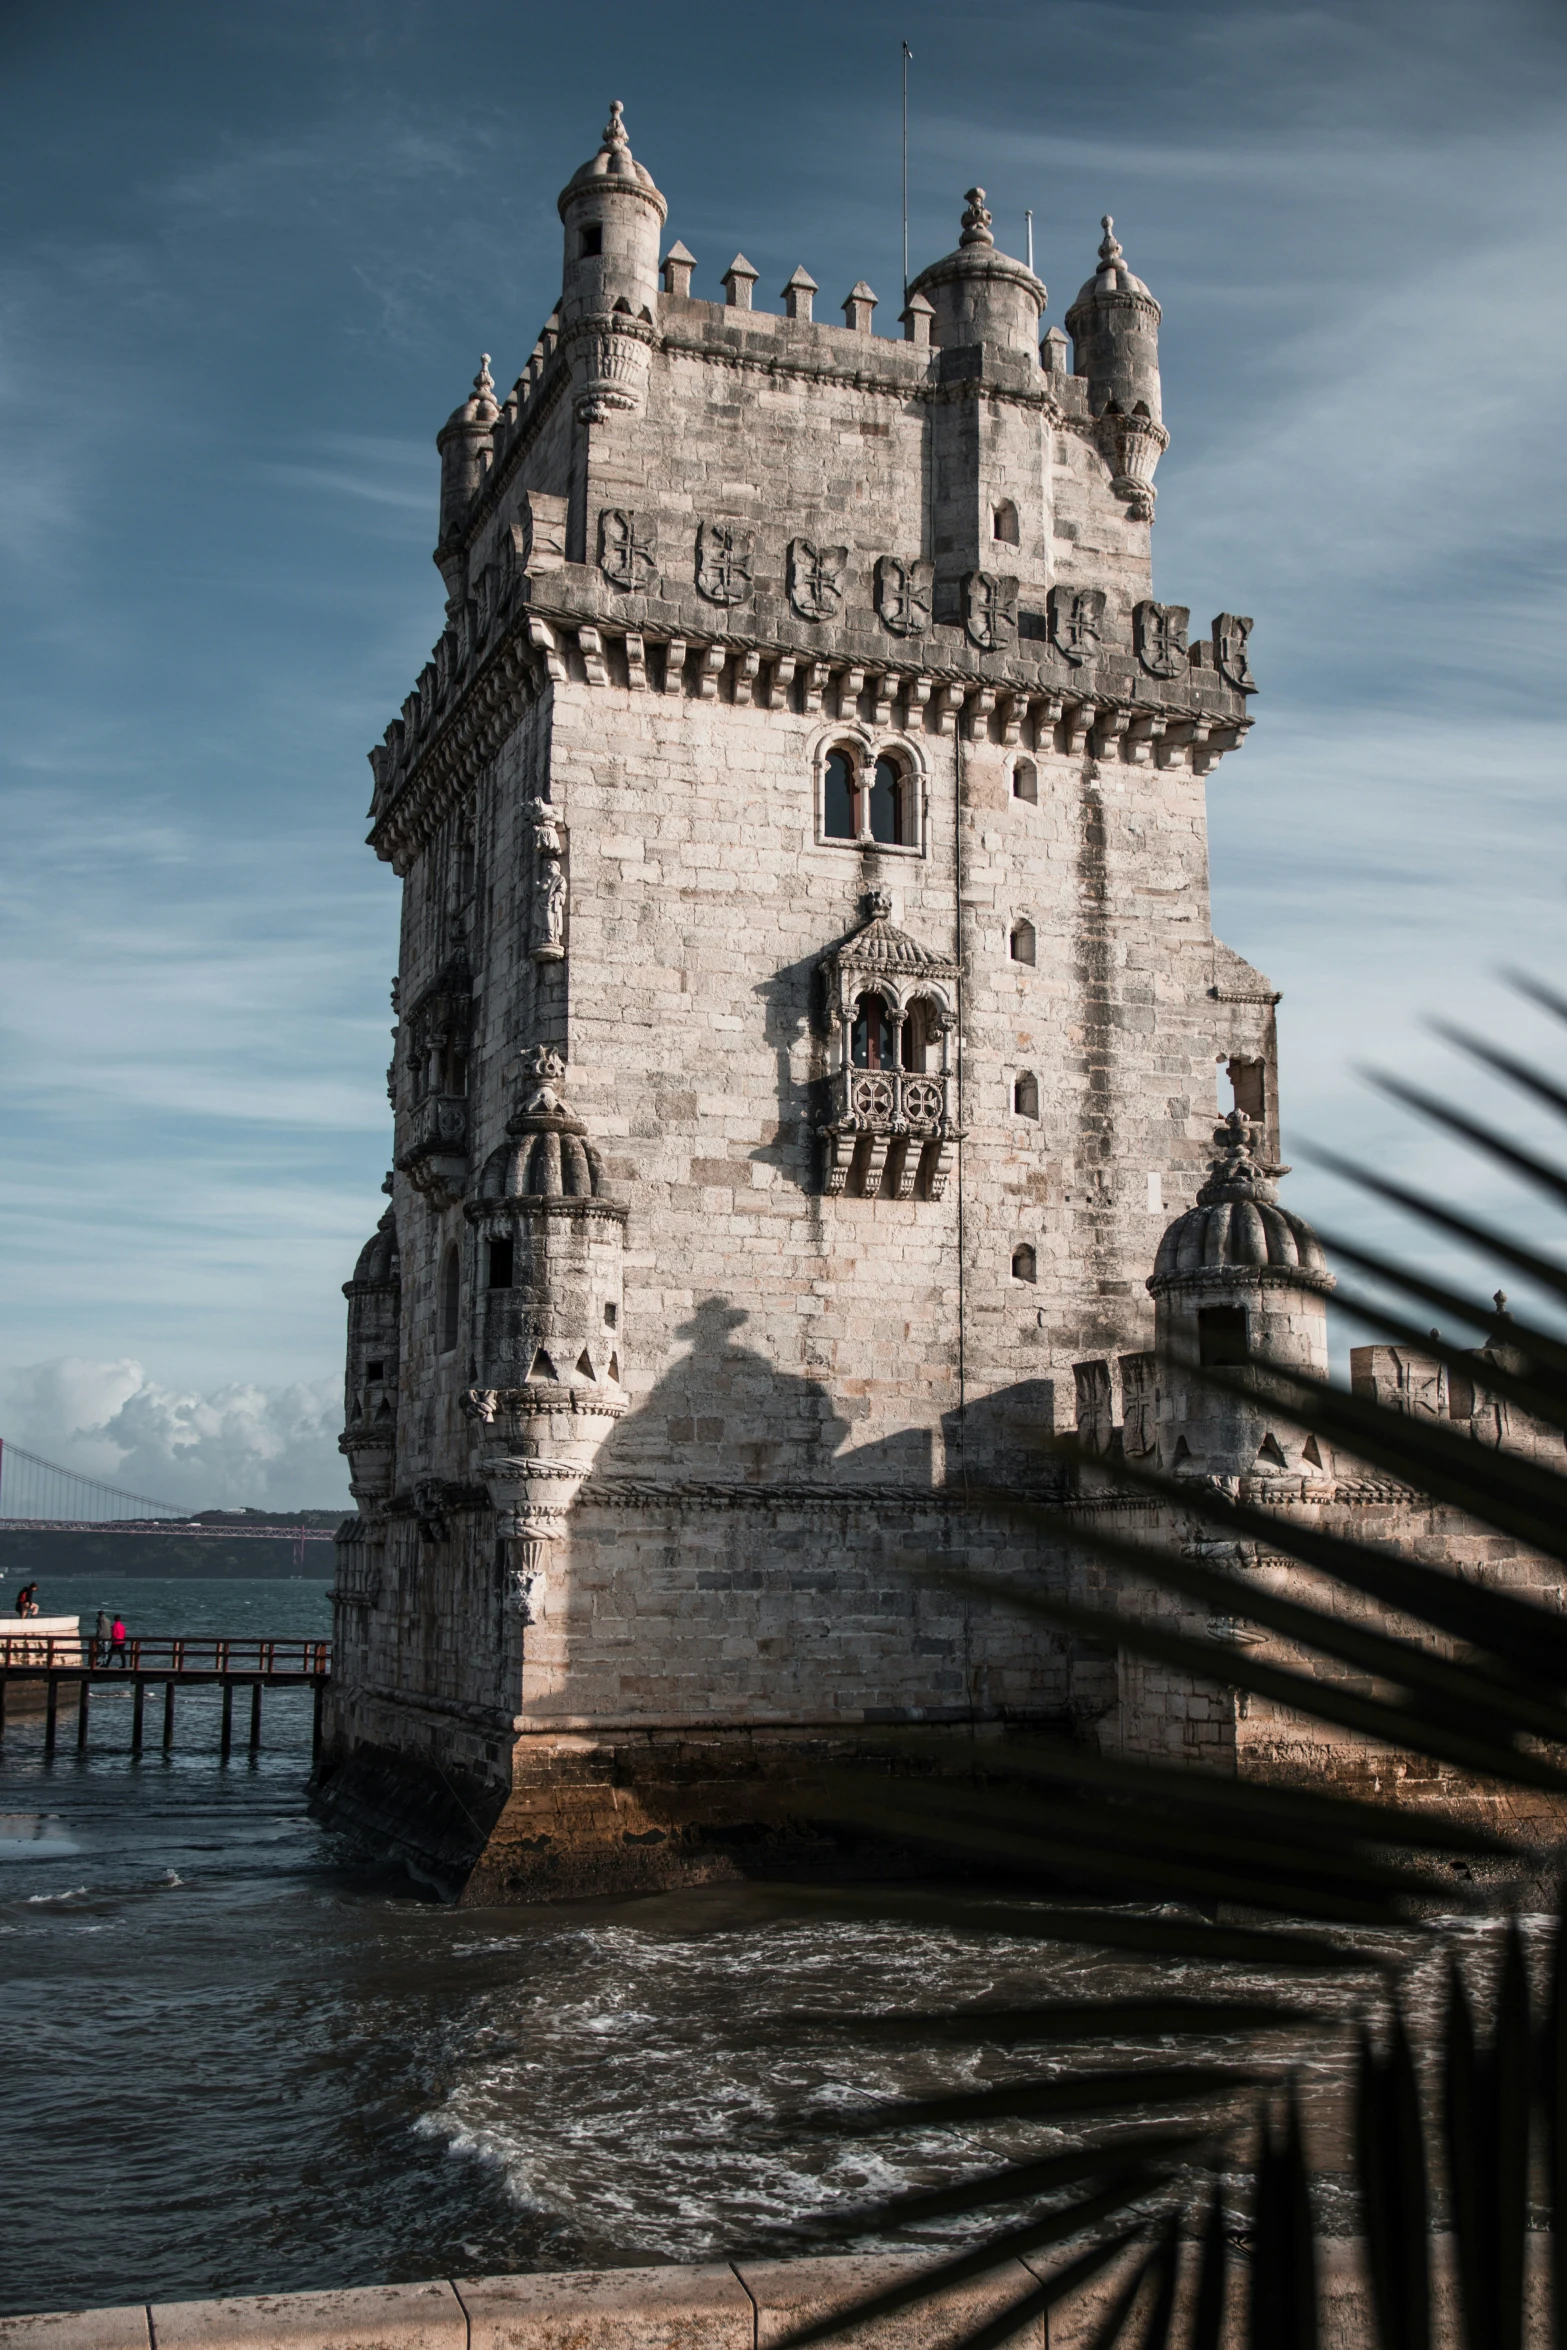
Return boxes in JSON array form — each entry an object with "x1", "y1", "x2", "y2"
[
  {"x1": 1011, "y1": 758, "x2": 1038, "y2": 804},
  {"x1": 438, "y1": 1242, "x2": 461, "y2": 1354},
  {"x1": 823, "y1": 747, "x2": 857, "y2": 840},
  {"x1": 1010, "y1": 920, "x2": 1036, "y2": 966},
  {"x1": 850, "y1": 991, "x2": 894, "y2": 1069},
  {"x1": 1013, "y1": 1071, "x2": 1039, "y2": 1119},
  {"x1": 866, "y1": 755, "x2": 906, "y2": 846},
  {"x1": 1011, "y1": 1243, "x2": 1037, "y2": 1283},
  {"x1": 992, "y1": 500, "x2": 1020, "y2": 545}
]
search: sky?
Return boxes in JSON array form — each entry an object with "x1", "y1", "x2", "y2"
[{"x1": 1, "y1": 0, "x2": 1564, "y2": 1509}]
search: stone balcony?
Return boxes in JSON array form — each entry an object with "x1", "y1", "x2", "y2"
[
  {"x1": 395, "y1": 1093, "x2": 469, "y2": 1208},
  {"x1": 819, "y1": 1065, "x2": 960, "y2": 1201}
]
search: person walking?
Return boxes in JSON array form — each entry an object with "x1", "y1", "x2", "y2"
[
  {"x1": 14, "y1": 1583, "x2": 39, "y2": 1618},
  {"x1": 110, "y1": 1615, "x2": 128, "y2": 1668},
  {"x1": 95, "y1": 1608, "x2": 112, "y2": 1666}
]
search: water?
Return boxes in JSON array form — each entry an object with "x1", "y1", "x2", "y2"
[{"x1": 0, "y1": 1578, "x2": 1521, "y2": 2317}]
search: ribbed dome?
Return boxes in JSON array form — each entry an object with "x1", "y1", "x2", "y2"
[
  {"x1": 349, "y1": 1208, "x2": 399, "y2": 1289},
  {"x1": 1149, "y1": 1113, "x2": 1331, "y2": 1290},
  {"x1": 558, "y1": 101, "x2": 664, "y2": 208},
  {"x1": 1069, "y1": 216, "x2": 1155, "y2": 311},
  {"x1": 476, "y1": 1084, "x2": 605, "y2": 1202}
]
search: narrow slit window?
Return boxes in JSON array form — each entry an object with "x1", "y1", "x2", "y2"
[
  {"x1": 1010, "y1": 920, "x2": 1036, "y2": 966},
  {"x1": 579, "y1": 223, "x2": 603, "y2": 258},
  {"x1": 1011, "y1": 1243, "x2": 1037, "y2": 1283},
  {"x1": 823, "y1": 748, "x2": 857, "y2": 840},
  {"x1": 1012, "y1": 759, "x2": 1038, "y2": 804},
  {"x1": 364, "y1": 1359, "x2": 385, "y2": 1382},
  {"x1": 438, "y1": 1243, "x2": 460, "y2": 1354},
  {"x1": 487, "y1": 1235, "x2": 514, "y2": 1289},
  {"x1": 603, "y1": 1301, "x2": 618, "y2": 1329},
  {"x1": 1013, "y1": 1072, "x2": 1039, "y2": 1119},
  {"x1": 992, "y1": 500, "x2": 1020, "y2": 545}
]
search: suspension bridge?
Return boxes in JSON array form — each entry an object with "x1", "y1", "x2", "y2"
[{"x1": 0, "y1": 1438, "x2": 337, "y2": 1557}]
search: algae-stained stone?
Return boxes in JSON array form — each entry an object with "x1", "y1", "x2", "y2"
[
  {"x1": 0, "y1": 2311, "x2": 151, "y2": 2350},
  {"x1": 457, "y1": 2263, "x2": 753, "y2": 2350},
  {"x1": 148, "y1": 2283, "x2": 466, "y2": 2350}
]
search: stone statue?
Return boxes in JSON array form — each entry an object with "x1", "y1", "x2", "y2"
[{"x1": 533, "y1": 852, "x2": 567, "y2": 962}]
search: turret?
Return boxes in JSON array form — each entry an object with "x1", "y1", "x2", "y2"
[
  {"x1": 460, "y1": 1050, "x2": 628, "y2": 1618},
  {"x1": 907, "y1": 187, "x2": 1045, "y2": 360},
  {"x1": 1146, "y1": 1113, "x2": 1334, "y2": 1488},
  {"x1": 434, "y1": 357, "x2": 498, "y2": 602},
  {"x1": 1065, "y1": 218, "x2": 1168, "y2": 518},
  {"x1": 339, "y1": 1202, "x2": 401, "y2": 1509},
  {"x1": 556, "y1": 100, "x2": 667, "y2": 425}
]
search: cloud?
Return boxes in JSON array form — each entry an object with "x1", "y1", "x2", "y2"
[{"x1": 0, "y1": 1356, "x2": 347, "y2": 1511}]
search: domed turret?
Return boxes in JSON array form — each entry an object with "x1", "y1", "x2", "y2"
[
  {"x1": 556, "y1": 101, "x2": 667, "y2": 424},
  {"x1": 434, "y1": 356, "x2": 498, "y2": 595},
  {"x1": 907, "y1": 188, "x2": 1046, "y2": 360},
  {"x1": 339, "y1": 1202, "x2": 401, "y2": 1508},
  {"x1": 475, "y1": 1081, "x2": 606, "y2": 1201},
  {"x1": 1147, "y1": 1113, "x2": 1334, "y2": 1486},
  {"x1": 1065, "y1": 218, "x2": 1168, "y2": 517}
]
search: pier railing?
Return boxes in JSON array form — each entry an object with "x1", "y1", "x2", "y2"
[{"x1": 0, "y1": 1631, "x2": 329, "y2": 1677}]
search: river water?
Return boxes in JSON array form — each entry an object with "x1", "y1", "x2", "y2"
[{"x1": 0, "y1": 1576, "x2": 1514, "y2": 2318}]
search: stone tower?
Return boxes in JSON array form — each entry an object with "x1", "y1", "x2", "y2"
[{"x1": 318, "y1": 104, "x2": 1278, "y2": 1899}]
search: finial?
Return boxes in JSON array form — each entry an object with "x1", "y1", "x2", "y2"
[
  {"x1": 474, "y1": 353, "x2": 495, "y2": 400},
  {"x1": 960, "y1": 187, "x2": 994, "y2": 248},
  {"x1": 1098, "y1": 214, "x2": 1124, "y2": 264},
  {"x1": 603, "y1": 98, "x2": 629, "y2": 150},
  {"x1": 1494, "y1": 1289, "x2": 1509, "y2": 1316},
  {"x1": 863, "y1": 888, "x2": 893, "y2": 921},
  {"x1": 521, "y1": 1044, "x2": 567, "y2": 1082}
]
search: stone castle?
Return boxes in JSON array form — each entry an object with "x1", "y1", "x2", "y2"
[{"x1": 316, "y1": 105, "x2": 1558, "y2": 1898}]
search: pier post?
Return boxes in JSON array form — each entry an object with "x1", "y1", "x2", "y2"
[
  {"x1": 45, "y1": 1676, "x2": 59, "y2": 1757},
  {"x1": 162, "y1": 1681, "x2": 175, "y2": 1751},
  {"x1": 248, "y1": 1682, "x2": 262, "y2": 1756},
  {"x1": 0, "y1": 1678, "x2": 6, "y2": 1741},
  {"x1": 77, "y1": 1679, "x2": 90, "y2": 1751},
  {"x1": 132, "y1": 1682, "x2": 145, "y2": 1755},
  {"x1": 312, "y1": 1680, "x2": 323, "y2": 1763},
  {"x1": 220, "y1": 1680, "x2": 234, "y2": 1761}
]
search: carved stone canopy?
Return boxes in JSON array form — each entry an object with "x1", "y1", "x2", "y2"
[
  {"x1": 475, "y1": 1082, "x2": 608, "y2": 1203},
  {"x1": 820, "y1": 890, "x2": 961, "y2": 1023}
]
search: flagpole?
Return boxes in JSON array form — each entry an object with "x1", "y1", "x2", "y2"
[{"x1": 902, "y1": 40, "x2": 912, "y2": 305}]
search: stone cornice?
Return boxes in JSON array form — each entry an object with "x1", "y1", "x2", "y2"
[{"x1": 367, "y1": 570, "x2": 1252, "y2": 866}]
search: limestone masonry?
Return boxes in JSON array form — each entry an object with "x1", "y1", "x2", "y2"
[{"x1": 316, "y1": 104, "x2": 1561, "y2": 1899}]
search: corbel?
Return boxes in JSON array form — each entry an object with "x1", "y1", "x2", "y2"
[
  {"x1": 577, "y1": 626, "x2": 609, "y2": 688},
  {"x1": 1063, "y1": 698, "x2": 1095, "y2": 753},
  {"x1": 904, "y1": 674, "x2": 933, "y2": 723},
  {"x1": 821, "y1": 1127, "x2": 856, "y2": 1196},
  {"x1": 867, "y1": 671, "x2": 895, "y2": 728},
  {"x1": 998, "y1": 691, "x2": 1024, "y2": 747},
  {"x1": 891, "y1": 1137, "x2": 920, "y2": 1201},
  {"x1": 1193, "y1": 722, "x2": 1240, "y2": 777},
  {"x1": 1124, "y1": 711, "x2": 1165, "y2": 765},
  {"x1": 861, "y1": 1131, "x2": 892, "y2": 1194},
  {"x1": 1029, "y1": 692, "x2": 1064, "y2": 750},
  {"x1": 696, "y1": 643, "x2": 728, "y2": 701},
  {"x1": 930, "y1": 682, "x2": 961, "y2": 737},
  {"x1": 765, "y1": 655, "x2": 798, "y2": 712},
  {"x1": 661, "y1": 637, "x2": 687, "y2": 694},
  {"x1": 1154, "y1": 719, "x2": 1196, "y2": 770},
  {"x1": 925, "y1": 1132, "x2": 960, "y2": 1201},
  {"x1": 526, "y1": 617, "x2": 566, "y2": 683},
  {"x1": 836, "y1": 665, "x2": 866, "y2": 721},
  {"x1": 1092, "y1": 706, "x2": 1130, "y2": 759},
  {"x1": 624, "y1": 631, "x2": 648, "y2": 692},
  {"x1": 801, "y1": 659, "x2": 828, "y2": 716},
  {"x1": 964, "y1": 685, "x2": 997, "y2": 740},
  {"x1": 736, "y1": 649, "x2": 762, "y2": 706}
]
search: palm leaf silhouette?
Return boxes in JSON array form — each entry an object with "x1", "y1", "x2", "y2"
[{"x1": 758, "y1": 978, "x2": 1567, "y2": 2350}]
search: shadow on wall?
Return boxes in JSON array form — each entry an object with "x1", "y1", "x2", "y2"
[{"x1": 594, "y1": 1297, "x2": 855, "y2": 1483}]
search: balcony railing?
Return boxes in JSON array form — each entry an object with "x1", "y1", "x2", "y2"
[{"x1": 820, "y1": 1065, "x2": 959, "y2": 1201}]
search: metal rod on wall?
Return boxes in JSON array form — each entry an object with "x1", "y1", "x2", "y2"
[{"x1": 902, "y1": 40, "x2": 912, "y2": 304}]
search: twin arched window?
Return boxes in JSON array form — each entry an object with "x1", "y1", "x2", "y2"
[
  {"x1": 822, "y1": 746, "x2": 916, "y2": 850},
  {"x1": 850, "y1": 992, "x2": 938, "y2": 1071}
]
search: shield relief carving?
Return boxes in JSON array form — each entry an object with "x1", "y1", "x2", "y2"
[
  {"x1": 597, "y1": 508, "x2": 658, "y2": 592},
  {"x1": 787, "y1": 538, "x2": 848, "y2": 622},
  {"x1": 1048, "y1": 584, "x2": 1107, "y2": 667},
  {"x1": 874, "y1": 555, "x2": 934, "y2": 637},
  {"x1": 1213, "y1": 613, "x2": 1257, "y2": 691},
  {"x1": 695, "y1": 519, "x2": 755, "y2": 606},
  {"x1": 1133, "y1": 599, "x2": 1190, "y2": 678}
]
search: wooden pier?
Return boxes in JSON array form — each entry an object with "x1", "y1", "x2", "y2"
[{"x1": 0, "y1": 1632, "x2": 331, "y2": 1759}]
